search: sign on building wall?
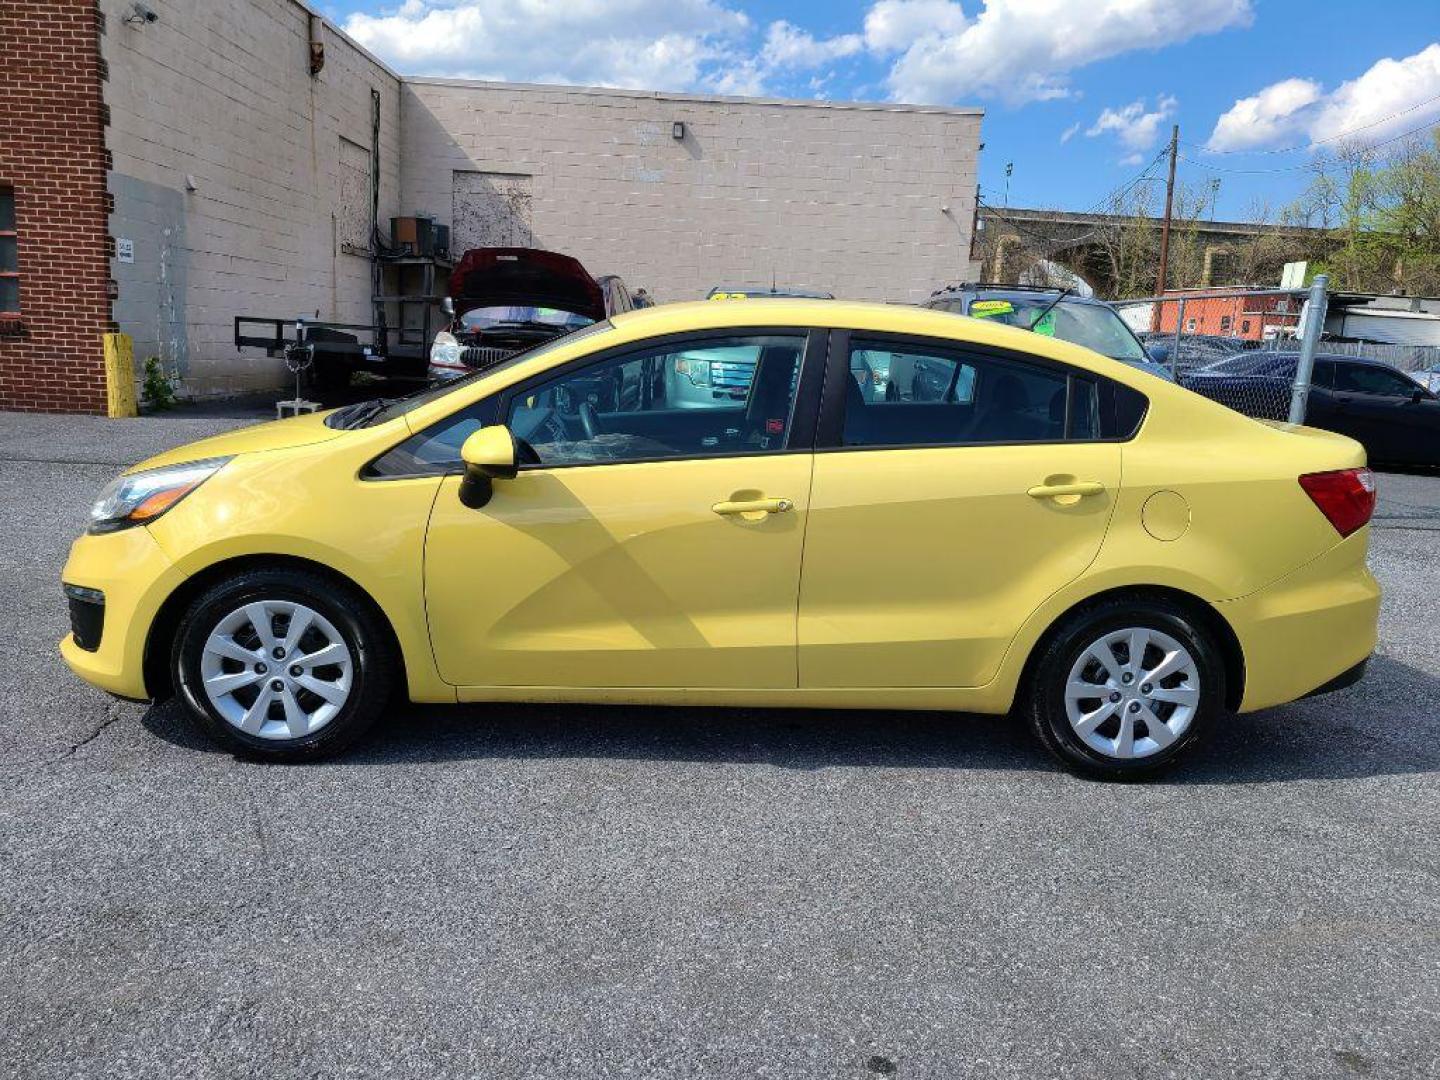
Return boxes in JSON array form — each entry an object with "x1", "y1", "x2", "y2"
[{"x1": 452, "y1": 171, "x2": 533, "y2": 253}]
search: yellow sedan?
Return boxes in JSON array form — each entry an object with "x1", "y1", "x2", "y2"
[{"x1": 60, "y1": 300, "x2": 1380, "y2": 778}]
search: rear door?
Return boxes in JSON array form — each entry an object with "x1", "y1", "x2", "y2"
[{"x1": 797, "y1": 332, "x2": 1124, "y2": 689}]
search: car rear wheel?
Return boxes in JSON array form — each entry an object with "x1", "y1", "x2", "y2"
[
  {"x1": 172, "y1": 568, "x2": 396, "y2": 761},
  {"x1": 1024, "y1": 597, "x2": 1225, "y2": 780}
]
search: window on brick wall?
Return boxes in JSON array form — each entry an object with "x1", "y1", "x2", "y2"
[{"x1": 0, "y1": 188, "x2": 18, "y2": 315}]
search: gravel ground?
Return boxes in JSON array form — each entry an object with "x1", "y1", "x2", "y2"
[{"x1": 1, "y1": 413, "x2": 1437, "y2": 1080}]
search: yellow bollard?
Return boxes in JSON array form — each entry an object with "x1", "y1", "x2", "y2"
[{"x1": 103, "y1": 332, "x2": 138, "y2": 418}]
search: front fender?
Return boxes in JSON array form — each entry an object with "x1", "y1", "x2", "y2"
[{"x1": 144, "y1": 453, "x2": 454, "y2": 703}]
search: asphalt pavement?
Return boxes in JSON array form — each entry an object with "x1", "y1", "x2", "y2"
[{"x1": 1, "y1": 410, "x2": 1437, "y2": 1079}]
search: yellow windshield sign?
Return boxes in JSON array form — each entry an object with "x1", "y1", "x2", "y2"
[
  {"x1": 970, "y1": 299, "x2": 1014, "y2": 318},
  {"x1": 709, "y1": 291, "x2": 748, "y2": 301}
]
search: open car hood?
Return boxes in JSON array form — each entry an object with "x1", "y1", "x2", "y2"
[{"x1": 450, "y1": 248, "x2": 604, "y2": 320}]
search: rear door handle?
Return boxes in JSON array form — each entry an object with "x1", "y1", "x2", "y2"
[
  {"x1": 1027, "y1": 481, "x2": 1105, "y2": 499},
  {"x1": 712, "y1": 497, "x2": 794, "y2": 516}
]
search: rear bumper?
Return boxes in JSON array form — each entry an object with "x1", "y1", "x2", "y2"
[
  {"x1": 1303, "y1": 655, "x2": 1369, "y2": 699},
  {"x1": 1218, "y1": 530, "x2": 1380, "y2": 712}
]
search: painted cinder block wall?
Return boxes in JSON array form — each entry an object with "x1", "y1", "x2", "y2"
[
  {"x1": 401, "y1": 79, "x2": 983, "y2": 306},
  {"x1": 99, "y1": 0, "x2": 402, "y2": 398},
  {"x1": 0, "y1": 1, "x2": 112, "y2": 413}
]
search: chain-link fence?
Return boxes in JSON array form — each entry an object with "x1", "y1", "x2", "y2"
[
  {"x1": 1115, "y1": 287, "x2": 1315, "y2": 420},
  {"x1": 1111, "y1": 281, "x2": 1440, "y2": 425}
]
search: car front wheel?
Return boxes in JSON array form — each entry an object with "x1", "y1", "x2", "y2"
[
  {"x1": 1024, "y1": 597, "x2": 1225, "y2": 780},
  {"x1": 172, "y1": 568, "x2": 396, "y2": 761}
]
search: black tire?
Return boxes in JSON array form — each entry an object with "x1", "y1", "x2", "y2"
[
  {"x1": 1022, "y1": 596, "x2": 1226, "y2": 781},
  {"x1": 172, "y1": 568, "x2": 397, "y2": 762}
]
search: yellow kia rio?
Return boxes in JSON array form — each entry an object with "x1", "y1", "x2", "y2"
[{"x1": 60, "y1": 300, "x2": 1380, "y2": 779}]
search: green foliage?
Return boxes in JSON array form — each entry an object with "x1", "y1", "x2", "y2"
[
  {"x1": 141, "y1": 356, "x2": 176, "y2": 411},
  {"x1": 1288, "y1": 127, "x2": 1440, "y2": 294}
]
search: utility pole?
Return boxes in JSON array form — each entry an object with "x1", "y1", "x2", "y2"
[
  {"x1": 1004, "y1": 162, "x2": 1013, "y2": 208},
  {"x1": 969, "y1": 182, "x2": 981, "y2": 262},
  {"x1": 1156, "y1": 124, "x2": 1179, "y2": 295}
]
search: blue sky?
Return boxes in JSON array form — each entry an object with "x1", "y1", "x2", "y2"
[{"x1": 322, "y1": 1, "x2": 1440, "y2": 221}]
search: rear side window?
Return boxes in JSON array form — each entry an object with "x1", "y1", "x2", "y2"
[{"x1": 842, "y1": 340, "x2": 1076, "y2": 447}]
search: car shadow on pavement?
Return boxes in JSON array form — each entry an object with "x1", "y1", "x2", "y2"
[{"x1": 141, "y1": 655, "x2": 1439, "y2": 784}]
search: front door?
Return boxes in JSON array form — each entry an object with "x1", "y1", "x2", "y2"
[
  {"x1": 798, "y1": 334, "x2": 1123, "y2": 688},
  {"x1": 424, "y1": 330, "x2": 819, "y2": 689}
]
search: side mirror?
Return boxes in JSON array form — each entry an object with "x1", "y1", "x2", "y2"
[
  {"x1": 1411, "y1": 388, "x2": 1426, "y2": 405},
  {"x1": 458, "y1": 426, "x2": 518, "y2": 509},
  {"x1": 440, "y1": 296, "x2": 455, "y2": 318}
]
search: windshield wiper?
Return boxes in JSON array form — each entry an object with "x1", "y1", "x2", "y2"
[
  {"x1": 341, "y1": 398, "x2": 392, "y2": 429},
  {"x1": 1027, "y1": 288, "x2": 1072, "y2": 331}
]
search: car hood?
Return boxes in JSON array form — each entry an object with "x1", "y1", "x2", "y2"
[
  {"x1": 450, "y1": 247, "x2": 604, "y2": 320},
  {"x1": 129, "y1": 410, "x2": 345, "y2": 473}
]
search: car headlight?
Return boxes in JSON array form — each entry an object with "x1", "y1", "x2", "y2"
[
  {"x1": 88, "y1": 457, "x2": 231, "y2": 534},
  {"x1": 430, "y1": 331, "x2": 463, "y2": 369}
]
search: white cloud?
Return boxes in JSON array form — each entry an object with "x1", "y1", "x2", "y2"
[
  {"x1": 864, "y1": 0, "x2": 1252, "y2": 105},
  {"x1": 1086, "y1": 96, "x2": 1177, "y2": 162},
  {"x1": 863, "y1": 0, "x2": 968, "y2": 54},
  {"x1": 1059, "y1": 121, "x2": 1081, "y2": 143},
  {"x1": 761, "y1": 21, "x2": 862, "y2": 70},
  {"x1": 343, "y1": 2, "x2": 871, "y2": 98},
  {"x1": 343, "y1": 0, "x2": 753, "y2": 91},
  {"x1": 1206, "y1": 43, "x2": 1440, "y2": 152},
  {"x1": 340, "y1": 0, "x2": 1271, "y2": 110},
  {"x1": 1206, "y1": 78, "x2": 1321, "y2": 151},
  {"x1": 1309, "y1": 43, "x2": 1440, "y2": 144}
]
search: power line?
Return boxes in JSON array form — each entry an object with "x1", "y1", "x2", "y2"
[
  {"x1": 1177, "y1": 113, "x2": 1440, "y2": 174},
  {"x1": 1182, "y1": 93, "x2": 1440, "y2": 158}
]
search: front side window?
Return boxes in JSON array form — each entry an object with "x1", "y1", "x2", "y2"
[
  {"x1": 842, "y1": 340, "x2": 1081, "y2": 447},
  {"x1": 0, "y1": 188, "x2": 17, "y2": 315},
  {"x1": 508, "y1": 333, "x2": 806, "y2": 467},
  {"x1": 1333, "y1": 363, "x2": 1423, "y2": 397}
]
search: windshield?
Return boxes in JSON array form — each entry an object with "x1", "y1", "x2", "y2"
[
  {"x1": 359, "y1": 319, "x2": 616, "y2": 426},
  {"x1": 969, "y1": 296, "x2": 1148, "y2": 362},
  {"x1": 1204, "y1": 352, "x2": 1293, "y2": 376},
  {"x1": 707, "y1": 286, "x2": 834, "y2": 300},
  {"x1": 459, "y1": 305, "x2": 595, "y2": 331}
]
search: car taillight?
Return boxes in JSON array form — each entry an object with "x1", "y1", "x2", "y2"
[{"x1": 1298, "y1": 468, "x2": 1376, "y2": 538}]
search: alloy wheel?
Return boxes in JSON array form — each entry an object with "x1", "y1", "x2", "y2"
[
  {"x1": 199, "y1": 600, "x2": 353, "y2": 741},
  {"x1": 1063, "y1": 626, "x2": 1200, "y2": 760}
]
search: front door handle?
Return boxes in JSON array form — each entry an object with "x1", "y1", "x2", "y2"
[
  {"x1": 712, "y1": 497, "x2": 794, "y2": 516},
  {"x1": 1027, "y1": 481, "x2": 1106, "y2": 499}
]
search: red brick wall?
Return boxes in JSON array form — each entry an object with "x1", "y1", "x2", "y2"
[{"x1": 0, "y1": 1, "x2": 111, "y2": 413}]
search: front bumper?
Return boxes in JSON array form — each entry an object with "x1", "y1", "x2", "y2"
[
  {"x1": 59, "y1": 526, "x2": 185, "y2": 700},
  {"x1": 1219, "y1": 530, "x2": 1380, "y2": 713}
]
